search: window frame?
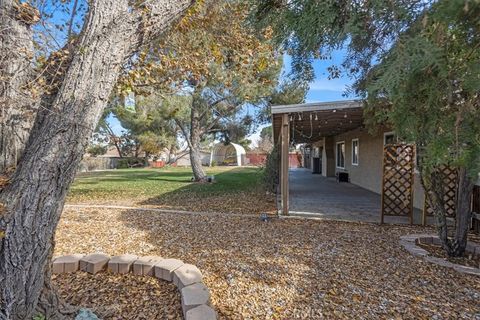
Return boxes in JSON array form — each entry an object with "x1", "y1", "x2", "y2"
[
  {"x1": 336, "y1": 141, "x2": 345, "y2": 169},
  {"x1": 383, "y1": 131, "x2": 396, "y2": 145},
  {"x1": 351, "y1": 138, "x2": 359, "y2": 166}
]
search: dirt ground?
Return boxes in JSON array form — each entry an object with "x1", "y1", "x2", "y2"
[{"x1": 54, "y1": 207, "x2": 480, "y2": 319}]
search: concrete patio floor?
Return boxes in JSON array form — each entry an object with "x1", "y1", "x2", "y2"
[{"x1": 288, "y1": 168, "x2": 423, "y2": 224}]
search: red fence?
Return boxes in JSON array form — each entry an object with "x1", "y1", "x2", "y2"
[
  {"x1": 289, "y1": 153, "x2": 301, "y2": 168},
  {"x1": 149, "y1": 161, "x2": 166, "y2": 168},
  {"x1": 246, "y1": 152, "x2": 268, "y2": 166},
  {"x1": 246, "y1": 152, "x2": 301, "y2": 168}
]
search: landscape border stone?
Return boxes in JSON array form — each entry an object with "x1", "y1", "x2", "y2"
[
  {"x1": 399, "y1": 234, "x2": 480, "y2": 276},
  {"x1": 52, "y1": 253, "x2": 216, "y2": 319},
  {"x1": 133, "y1": 255, "x2": 163, "y2": 276}
]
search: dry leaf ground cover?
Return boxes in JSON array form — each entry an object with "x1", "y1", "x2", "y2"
[
  {"x1": 55, "y1": 207, "x2": 480, "y2": 319},
  {"x1": 52, "y1": 272, "x2": 182, "y2": 319},
  {"x1": 67, "y1": 167, "x2": 275, "y2": 214}
]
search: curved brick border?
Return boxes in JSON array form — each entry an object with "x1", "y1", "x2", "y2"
[
  {"x1": 399, "y1": 234, "x2": 480, "y2": 276},
  {"x1": 52, "y1": 253, "x2": 216, "y2": 320}
]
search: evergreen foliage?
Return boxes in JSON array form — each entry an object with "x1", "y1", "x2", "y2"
[{"x1": 252, "y1": 0, "x2": 480, "y2": 256}]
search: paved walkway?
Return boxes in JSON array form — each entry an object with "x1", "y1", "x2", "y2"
[{"x1": 288, "y1": 168, "x2": 383, "y2": 223}]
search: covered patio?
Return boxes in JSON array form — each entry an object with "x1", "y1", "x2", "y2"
[
  {"x1": 288, "y1": 168, "x2": 381, "y2": 222},
  {"x1": 272, "y1": 100, "x2": 422, "y2": 224}
]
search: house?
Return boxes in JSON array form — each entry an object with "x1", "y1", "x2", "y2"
[
  {"x1": 271, "y1": 100, "x2": 476, "y2": 224},
  {"x1": 175, "y1": 150, "x2": 211, "y2": 167}
]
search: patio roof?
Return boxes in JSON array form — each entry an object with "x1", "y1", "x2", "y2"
[{"x1": 272, "y1": 100, "x2": 364, "y2": 144}]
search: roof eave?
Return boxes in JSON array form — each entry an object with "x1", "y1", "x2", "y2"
[{"x1": 271, "y1": 99, "x2": 362, "y2": 114}]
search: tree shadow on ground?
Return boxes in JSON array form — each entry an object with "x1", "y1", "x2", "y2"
[
  {"x1": 138, "y1": 167, "x2": 275, "y2": 215},
  {"x1": 56, "y1": 201, "x2": 480, "y2": 319},
  {"x1": 116, "y1": 208, "x2": 320, "y2": 318},
  {"x1": 112, "y1": 206, "x2": 478, "y2": 319}
]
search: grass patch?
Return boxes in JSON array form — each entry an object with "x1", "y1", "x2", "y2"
[{"x1": 67, "y1": 166, "x2": 275, "y2": 214}]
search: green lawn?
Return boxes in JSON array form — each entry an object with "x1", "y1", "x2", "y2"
[{"x1": 67, "y1": 166, "x2": 276, "y2": 214}]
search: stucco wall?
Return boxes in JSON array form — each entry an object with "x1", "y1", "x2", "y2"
[
  {"x1": 330, "y1": 128, "x2": 425, "y2": 209},
  {"x1": 333, "y1": 128, "x2": 385, "y2": 194}
]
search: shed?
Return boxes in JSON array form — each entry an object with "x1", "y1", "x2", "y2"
[{"x1": 211, "y1": 143, "x2": 246, "y2": 166}]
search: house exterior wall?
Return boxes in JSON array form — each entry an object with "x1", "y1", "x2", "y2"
[
  {"x1": 176, "y1": 152, "x2": 211, "y2": 166},
  {"x1": 334, "y1": 128, "x2": 384, "y2": 193},
  {"x1": 328, "y1": 127, "x2": 425, "y2": 210}
]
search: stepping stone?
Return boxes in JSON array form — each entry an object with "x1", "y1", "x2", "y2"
[
  {"x1": 80, "y1": 253, "x2": 110, "y2": 274},
  {"x1": 154, "y1": 259, "x2": 184, "y2": 281},
  {"x1": 108, "y1": 254, "x2": 138, "y2": 274},
  {"x1": 75, "y1": 308, "x2": 100, "y2": 320},
  {"x1": 185, "y1": 305, "x2": 216, "y2": 320},
  {"x1": 133, "y1": 256, "x2": 163, "y2": 276},
  {"x1": 173, "y1": 264, "x2": 203, "y2": 289},
  {"x1": 53, "y1": 254, "x2": 84, "y2": 274},
  {"x1": 181, "y1": 283, "x2": 210, "y2": 316}
]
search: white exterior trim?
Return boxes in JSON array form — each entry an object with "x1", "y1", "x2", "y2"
[
  {"x1": 383, "y1": 131, "x2": 396, "y2": 145},
  {"x1": 336, "y1": 141, "x2": 345, "y2": 169},
  {"x1": 351, "y1": 138, "x2": 359, "y2": 166},
  {"x1": 271, "y1": 100, "x2": 362, "y2": 114}
]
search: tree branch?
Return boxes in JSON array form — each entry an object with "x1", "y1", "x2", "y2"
[{"x1": 175, "y1": 119, "x2": 193, "y2": 150}]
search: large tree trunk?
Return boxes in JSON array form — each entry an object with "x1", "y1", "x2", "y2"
[
  {"x1": 0, "y1": 0, "x2": 38, "y2": 173},
  {"x1": 189, "y1": 107, "x2": 207, "y2": 181},
  {"x1": 422, "y1": 166, "x2": 474, "y2": 257},
  {"x1": 451, "y1": 167, "x2": 475, "y2": 256},
  {"x1": 0, "y1": 1, "x2": 193, "y2": 318}
]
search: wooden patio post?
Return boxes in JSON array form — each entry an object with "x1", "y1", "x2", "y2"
[{"x1": 280, "y1": 113, "x2": 290, "y2": 215}]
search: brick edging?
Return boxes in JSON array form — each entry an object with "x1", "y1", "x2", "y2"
[
  {"x1": 399, "y1": 234, "x2": 480, "y2": 276},
  {"x1": 52, "y1": 253, "x2": 216, "y2": 320}
]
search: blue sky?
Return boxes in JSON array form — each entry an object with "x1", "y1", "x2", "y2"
[
  {"x1": 283, "y1": 51, "x2": 356, "y2": 103},
  {"x1": 246, "y1": 51, "x2": 357, "y2": 145}
]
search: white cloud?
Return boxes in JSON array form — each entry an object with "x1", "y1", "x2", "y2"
[
  {"x1": 247, "y1": 124, "x2": 270, "y2": 149},
  {"x1": 309, "y1": 78, "x2": 350, "y2": 92}
]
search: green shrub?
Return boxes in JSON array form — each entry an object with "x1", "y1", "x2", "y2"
[
  {"x1": 116, "y1": 157, "x2": 146, "y2": 169},
  {"x1": 87, "y1": 145, "x2": 107, "y2": 157},
  {"x1": 262, "y1": 144, "x2": 279, "y2": 193}
]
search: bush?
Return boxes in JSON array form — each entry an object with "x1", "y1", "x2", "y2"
[
  {"x1": 262, "y1": 144, "x2": 279, "y2": 193},
  {"x1": 116, "y1": 158, "x2": 146, "y2": 169},
  {"x1": 87, "y1": 145, "x2": 107, "y2": 157}
]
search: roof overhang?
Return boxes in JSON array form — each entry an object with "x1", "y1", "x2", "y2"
[{"x1": 272, "y1": 100, "x2": 364, "y2": 144}]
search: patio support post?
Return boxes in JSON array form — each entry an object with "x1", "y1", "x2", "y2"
[{"x1": 280, "y1": 113, "x2": 290, "y2": 215}]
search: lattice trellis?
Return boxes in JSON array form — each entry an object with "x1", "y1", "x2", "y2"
[
  {"x1": 423, "y1": 166, "x2": 458, "y2": 224},
  {"x1": 381, "y1": 144, "x2": 415, "y2": 224}
]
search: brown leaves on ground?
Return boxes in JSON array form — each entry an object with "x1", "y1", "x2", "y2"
[
  {"x1": 141, "y1": 191, "x2": 276, "y2": 215},
  {"x1": 52, "y1": 272, "x2": 182, "y2": 320},
  {"x1": 55, "y1": 207, "x2": 480, "y2": 319},
  {"x1": 418, "y1": 242, "x2": 480, "y2": 269}
]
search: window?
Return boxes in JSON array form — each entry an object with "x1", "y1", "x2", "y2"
[
  {"x1": 352, "y1": 139, "x2": 359, "y2": 165},
  {"x1": 336, "y1": 141, "x2": 345, "y2": 169},
  {"x1": 384, "y1": 132, "x2": 396, "y2": 145}
]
